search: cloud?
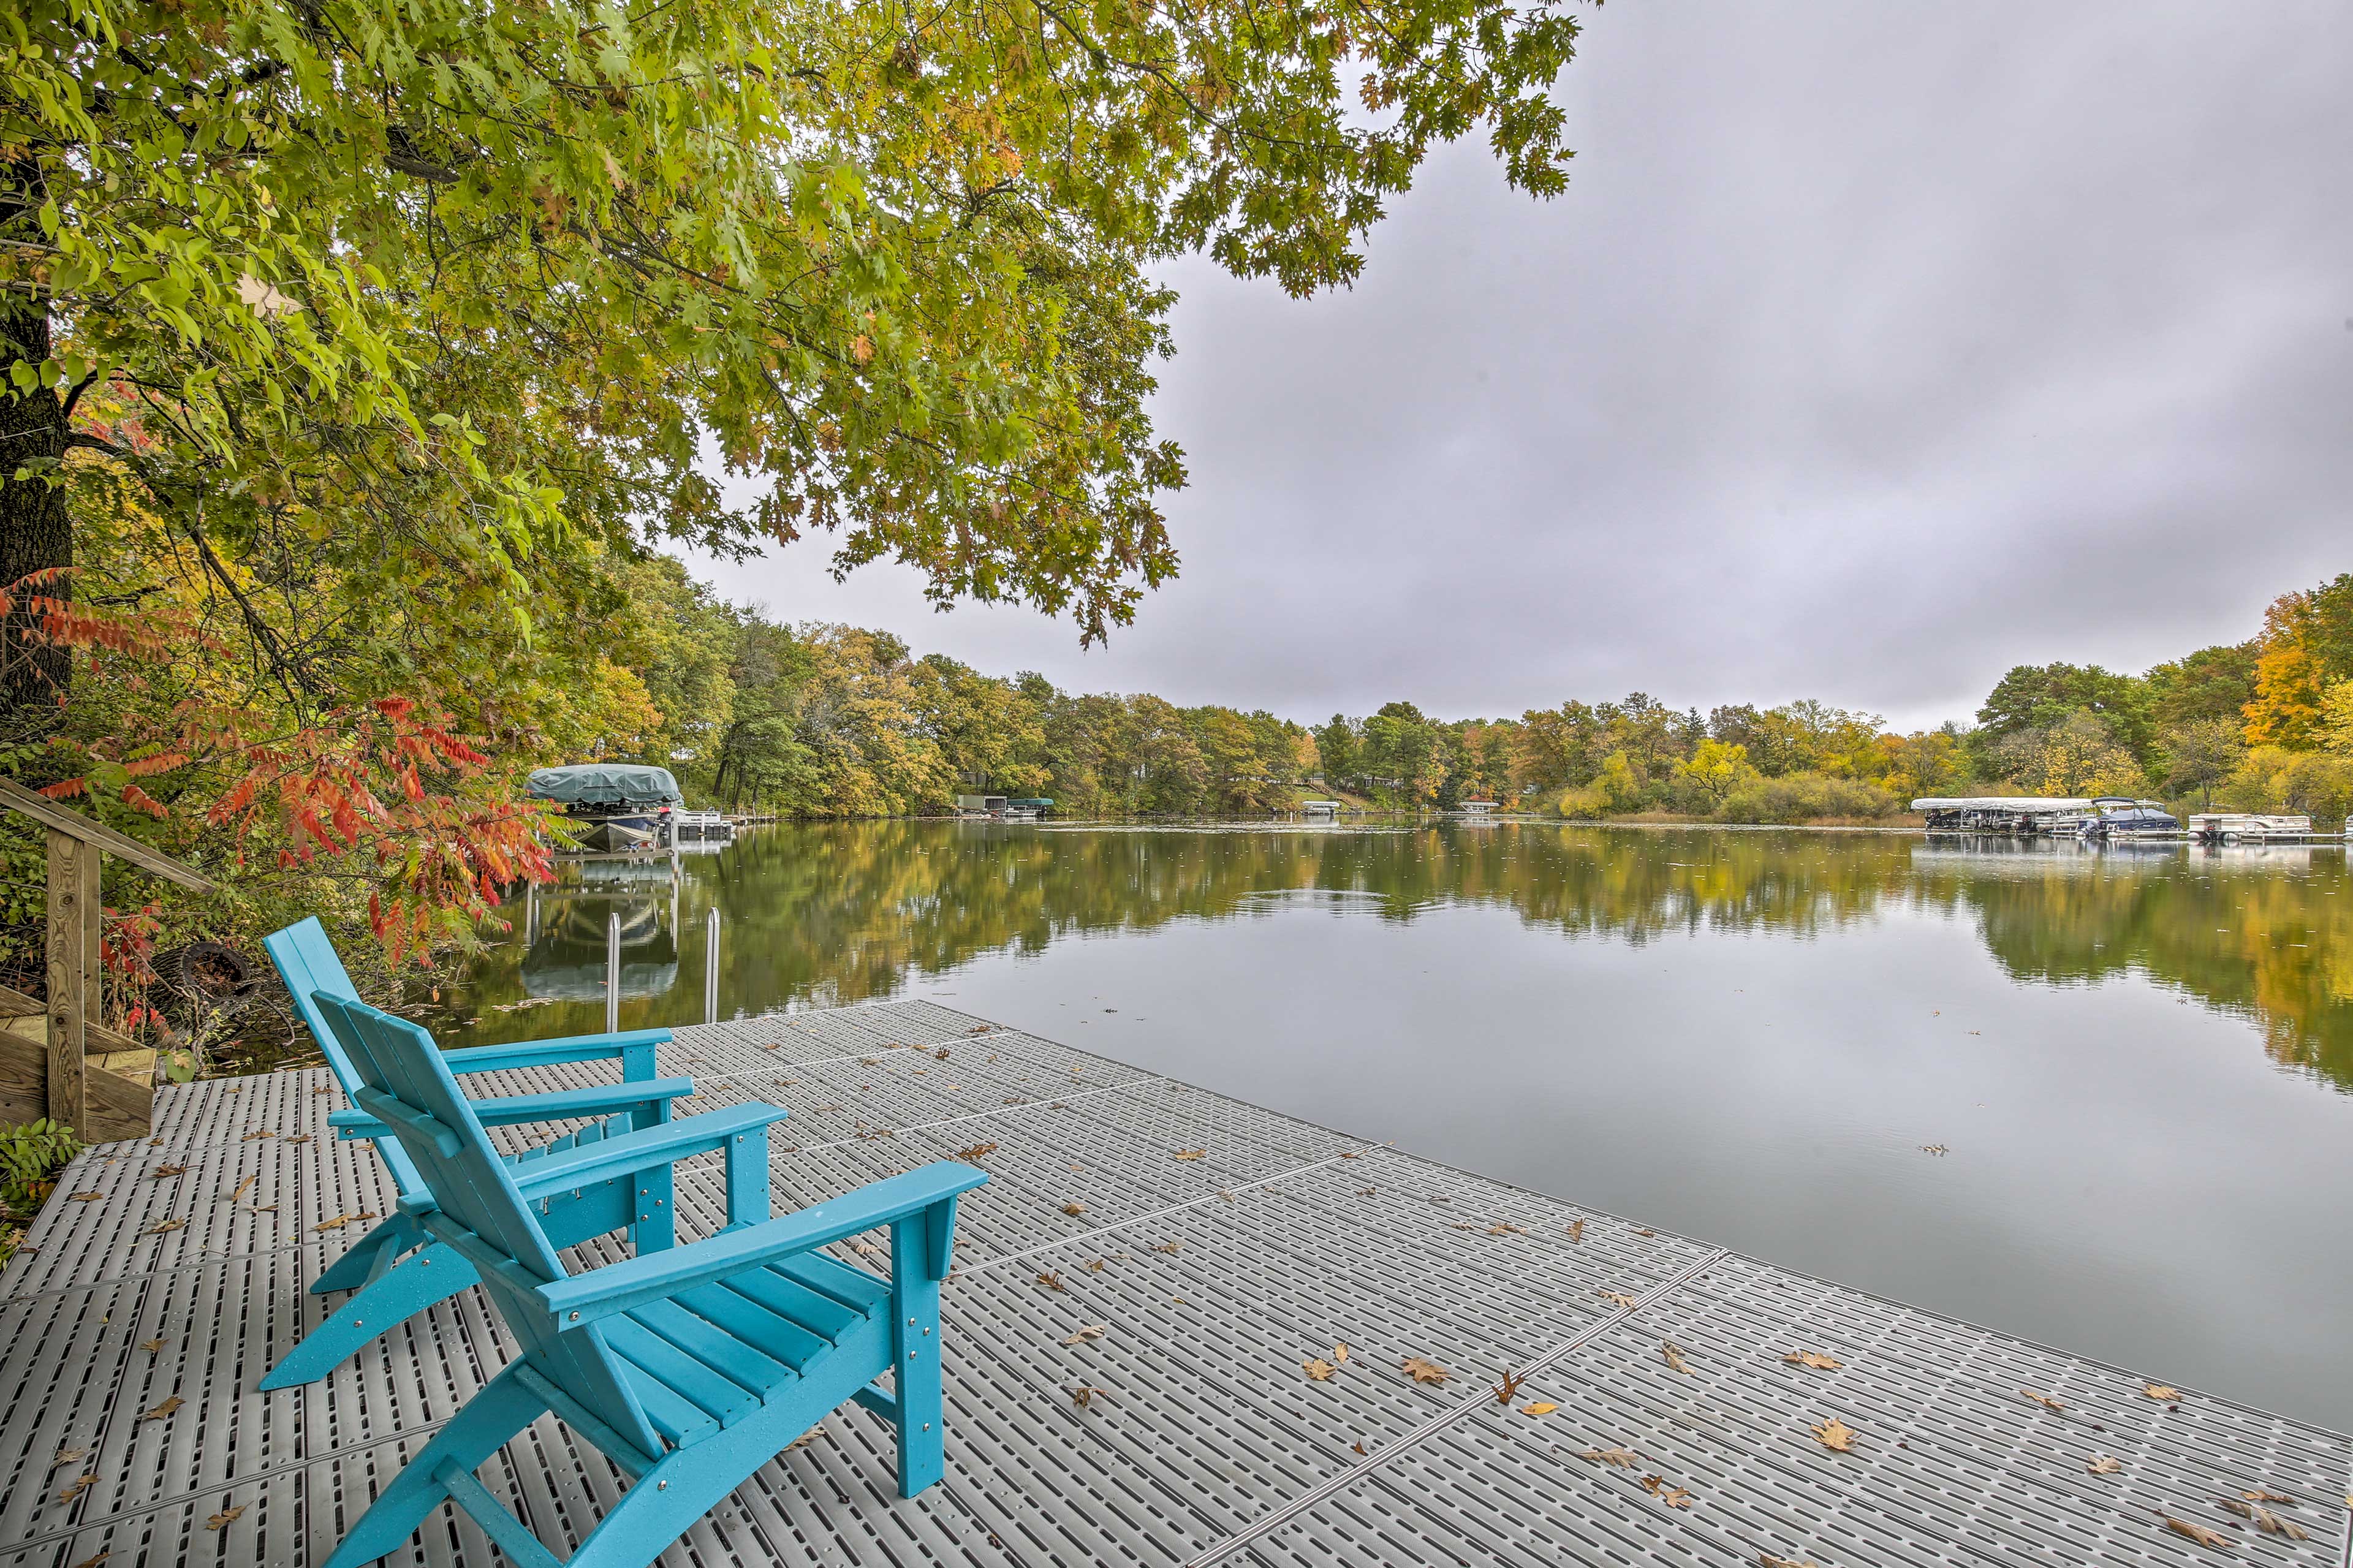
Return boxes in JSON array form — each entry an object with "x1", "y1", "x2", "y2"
[{"x1": 701, "y1": 0, "x2": 2353, "y2": 732}]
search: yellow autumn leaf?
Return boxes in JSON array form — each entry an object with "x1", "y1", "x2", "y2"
[
  {"x1": 141, "y1": 1396, "x2": 182, "y2": 1420},
  {"x1": 55, "y1": 1472, "x2": 96, "y2": 1503},
  {"x1": 2159, "y1": 1515, "x2": 2231, "y2": 1549},
  {"x1": 1809, "y1": 1415, "x2": 1856, "y2": 1453},
  {"x1": 1783, "y1": 1351, "x2": 1841, "y2": 1371},
  {"x1": 206, "y1": 1504, "x2": 246, "y2": 1531},
  {"x1": 1172, "y1": 1149, "x2": 1206, "y2": 1160},
  {"x1": 2020, "y1": 1388, "x2": 2064, "y2": 1412},
  {"x1": 1303, "y1": 1358, "x2": 1337, "y2": 1381},
  {"x1": 1520, "y1": 1401, "x2": 1558, "y2": 1415},
  {"x1": 1058, "y1": 1324, "x2": 1107, "y2": 1346},
  {"x1": 1578, "y1": 1446, "x2": 1639, "y2": 1468},
  {"x1": 1660, "y1": 1342, "x2": 1690, "y2": 1373},
  {"x1": 2143, "y1": 1383, "x2": 2179, "y2": 1401},
  {"x1": 2086, "y1": 1454, "x2": 2123, "y2": 1475},
  {"x1": 1639, "y1": 1474, "x2": 1694, "y2": 1509},
  {"x1": 1333, "y1": 1343, "x2": 1350, "y2": 1365},
  {"x1": 1401, "y1": 1357, "x2": 1451, "y2": 1385}
]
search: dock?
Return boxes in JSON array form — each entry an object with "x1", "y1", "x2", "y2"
[{"x1": 2, "y1": 1000, "x2": 2346, "y2": 1568}]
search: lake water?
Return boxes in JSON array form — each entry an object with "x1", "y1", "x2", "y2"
[{"x1": 420, "y1": 821, "x2": 2353, "y2": 1428}]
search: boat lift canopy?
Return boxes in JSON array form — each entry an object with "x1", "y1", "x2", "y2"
[{"x1": 526, "y1": 763, "x2": 684, "y2": 808}]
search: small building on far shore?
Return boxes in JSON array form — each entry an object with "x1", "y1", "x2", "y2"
[
  {"x1": 1302, "y1": 800, "x2": 1341, "y2": 817},
  {"x1": 1455, "y1": 800, "x2": 1498, "y2": 817}
]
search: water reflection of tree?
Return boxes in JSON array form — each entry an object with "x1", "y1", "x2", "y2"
[{"x1": 433, "y1": 825, "x2": 2353, "y2": 1093}]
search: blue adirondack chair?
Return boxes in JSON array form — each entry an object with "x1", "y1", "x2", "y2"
[
  {"x1": 306, "y1": 993, "x2": 986, "y2": 1568},
  {"x1": 258, "y1": 918, "x2": 697, "y2": 1390}
]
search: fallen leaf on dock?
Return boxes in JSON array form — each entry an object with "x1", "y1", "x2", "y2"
[
  {"x1": 240, "y1": 1129, "x2": 273, "y2": 1141},
  {"x1": 2087, "y1": 1455, "x2": 2123, "y2": 1474},
  {"x1": 953, "y1": 1143, "x2": 996, "y2": 1161},
  {"x1": 312, "y1": 1214, "x2": 360, "y2": 1232},
  {"x1": 51, "y1": 1446, "x2": 88, "y2": 1468},
  {"x1": 1487, "y1": 1222, "x2": 1525, "y2": 1235},
  {"x1": 1085, "y1": 1257, "x2": 1105, "y2": 1271},
  {"x1": 229, "y1": 1176, "x2": 256, "y2": 1204},
  {"x1": 1520, "y1": 1402, "x2": 1558, "y2": 1416},
  {"x1": 1580, "y1": 1446, "x2": 1639, "y2": 1468},
  {"x1": 1401, "y1": 1357, "x2": 1452, "y2": 1385},
  {"x1": 1919, "y1": 1145, "x2": 1948, "y2": 1156},
  {"x1": 1635, "y1": 1228, "x2": 1654, "y2": 1236},
  {"x1": 1783, "y1": 1351, "x2": 1842, "y2": 1371},
  {"x1": 149, "y1": 1165, "x2": 186, "y2": 1180},
  {"x1": 2142, "y1": 1383, "x2": 2180, "y2": 1401},
  {"x1": 67, "y1": 1191, "x2": 104, "y2": 1203},
  {"x1": 2241, "y1": 1489, "x2": 2295, "y2": 1504},
  {"x1": 2021, "y1": 1389, "x2": 2065, "y2": 1412},
  {"x1": 1333, "y1": 1343, "x2": 1350, "y2": 1365},
  {"x1": 1172, "y1": 1149, "x2": 1206, "y2": 1161},
  {"x1": 284, "y1": 1135, "x2": 312, "y2": 1145},
  {"x1": 2158, "y1": 1514, "x2": 2232, "y2": 1549},
  {"x1": 142, "y1": 1219, "x2": 184, "y2": 1235},
  {"x1": 207, "y1": 1504, "x2": 245, "y2": 1531},
  {"x1": 1036, "y1": 1271, "x2": 1066, "y2": 1292},
  {"x1": 1150, "y1": 1240, "x2": 1183, "y2": 1253},
  {"x1": 55, "y1": 1472, "x2": 96, "y2": 1503},
  {"x1": 1759, "y1": 1556, "x2": 1820, "y2": 1568},
  {"x1": 2219, "y1": 1498, "x2": 2306, "y2": 1539},
  {"x1": 70, "y1": 1552, "x2": 105, "y2": 1568},
  {"x1": 1639, "y1": 1475, "x2": 1694, "y2": 1509},
  {"x1": 140, "y1": 1396, "x2": 181, "y2": 1421},
  {"x1": 934, "y1": 1047, "x2": 951, "y2": 1060},
  {"x1": 1303, "y1": 1358, "x2": 1338, "y2": 1381},
  {"x1": 1809, "y1": 1416, "x2": 1857, "y2": 1453},
  {"x1": 1566, "y1": 1219, "x2": 1585, "y2": 1242},
  {"x1": 1351, "y1": 1441, "x2": 1367, "y2": 1455},
  {"x1": 142, "y1": 1338, "x2": 167, "y2": 1354},
  {"x1": 1059, "y1": 1325, "x2": 1107, "y2": 1346},
  {"x1": 1660, "y1": 1343, "x2": 1691, "y2": 1373},
  {"x1": 1060, "y1": 1202, "x2": 1087, "y2": 1216},
  {"x1": 1597, "y1": 1290, "x2": 1639, "y2": 1308},
  {"x1": 1067, "y1": 1385, "x2": 1107, "y2": 1409}
]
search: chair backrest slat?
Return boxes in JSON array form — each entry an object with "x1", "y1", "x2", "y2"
[
  {"x1": 262, "y1": 918, "x2": 427, "y2": 1198},
  {"x1": 310, "y1": 992, "x2": 664, "y2": 1460}
]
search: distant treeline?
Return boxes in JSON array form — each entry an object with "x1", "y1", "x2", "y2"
[{"x1": 608, "y1": 561, "x2": 2353, "y2": 825}]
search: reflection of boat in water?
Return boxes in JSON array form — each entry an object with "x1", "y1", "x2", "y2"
[{"x1": 520, "y1": 858, "x2": 681, "y2": 1002}]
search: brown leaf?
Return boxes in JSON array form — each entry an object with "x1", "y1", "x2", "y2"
[
  {"x1": 51, "y1": 1445, "x2": 89, "y2": 1468},
  {"x1": 1579, "y1": 1446, "x2": 1639, "y2": 1468},
  {"x1": 1084, "y1": 1257, "x2": 1105, "y2": 1271},
  {"x1": 954, "y1": 1143, "x2": 996, "y2": 1161},
  {"x1": 1809, "y1": 1416, "x2": 1857, "y2": 1453},
  {"x1": 142, "y1": 1218, "x2": 184, "y2": 1235},
  {"x1": 1660, "y1": 1342, "x2": 1691, "y2": 1374},
  {"x1": 2087, "y1": 1454, "x2": 2123, "y2": 1475},
  {"x1": 1351, "y1": 1441, "x2": 1367, "y2": 1456},
  {"x1": 1759, "y1": 1556, "x2": 1821, "y2": 1568},
  {"x1": 1566, "y1": 1219, "x2": 1585, "y2": 1243},
  {"x1": 1597, "y1": 1290, "x2": 1639, "y2": 1309},
  {"x1": 2240, "y1": 1489, "x2": 2295, "y2": 1504},
  {"x1": 55, "y1": 1472, "x2": 96, "y2": 1503},
  {"x1": 1036, "y1": 1271, "x2": 1065, "y2": 1292},
  {"x1": 206, "y1": 1504, "x2": 246, "y2": 1531},
  {"x1": 1059, "y1": 1324, "x2": 1107, "y2": 1346},
  {"x1": 140, "y1": 1396, "x2": 182, "y2": 1421},
  {"x1": 2219, "y1": 1498, "x2": 2307, "y2": 1539},
  {"x1": 142, "y1": 1337, "x2": 167, "y2": 1354},
  {"x1": 1172, "y1": 1149, "x2": 1207, "y2": 1161},
  {"x1": 1067, "y1": 1385, "x2": 1107, "y2": 1409},
  {"x1": 1060, "y1": 1202, "x2": 1087, "y2": 1217},
  {"x1": 1303, "y1": 1358, "x2": 1338, "y2": 1381},
  {"x1": 2143, "y1": 1383, "x2": 2180, "y2": 1401},
  {"x1": 1783, "y1": 1351, "x2": 1843, "y2": 1371},
  {"x1": 1639, "y1": 1474, "x2": 1694, "y2": 1509},
  {"x1": 313, "y1": 1213, "x2": 357, "y2": 1232},
  {"x1": 1520, "y1": 1401, "x2": 1558, "y2": 1416},
  {"x1": 1149, "y1": 1240, "x2": 1183, "y2": 1254},
  {"x1": 71, "y1": 1552, "x2": 107, "y2": 1568},
  {"x1": 1332, "y1": 1342, "x2": 1350, "y2": 1365},
  {"x1": 1495, "y1": 1369, "x2": 1524, "y2": 1404},
  {"x1": 2158, "y1": 1514, "x2": 2232, "y2": 1549},
  {"x1": 230, "y1": 1176, "x2": 257, "y2": 1203},
  {"x1": 240, "y1": 1129, "x2": 273, "y2": 1141},
  {"x1": 284, "y1": 1135, "x2": 313, "y2": 1145},
  {"x1": 1401, "y1": 1357, "x2": 1452, "y2": 1385},
  {"x1": 66, "y1": 1191, "x2": 104, "y2": 1203},
  {"x1": 1487, "y1": 1222, "x2": 1525, "y2": 1236},
  {"x1": 2020, "y1": 1388, "x2": 2065, "y2": 1412}
]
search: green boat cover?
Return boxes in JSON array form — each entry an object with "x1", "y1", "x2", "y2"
[{"x1": 525, "y1": 763, "x2": 683, "y2": 807}]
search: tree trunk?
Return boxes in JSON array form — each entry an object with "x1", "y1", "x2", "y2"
[{"x1": 0, "y1": 153, "x2": 71, "y2": 725}]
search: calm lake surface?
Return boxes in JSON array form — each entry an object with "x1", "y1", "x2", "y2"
[{"x1": 420, "y1": 822, "x2": 2353, "y2": 1428}]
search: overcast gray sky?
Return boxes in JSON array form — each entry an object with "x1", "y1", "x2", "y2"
[{"x1": 695, "y1": 1, "x2": 2352, "y2": 732}]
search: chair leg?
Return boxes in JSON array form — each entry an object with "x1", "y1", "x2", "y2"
[
  {"x1": 259, "y1": 1243, "x2": 477, "y2": 1391},
  {"x1": 890, "y1": 1221, "x2": 946, "y2": 1499},
  {"x1": 309, "y1": 1212, "x2": 425, "y2": 1295},
  {"x1": 321, "y1": 1362, "x2": 549, "y2": 1568}
]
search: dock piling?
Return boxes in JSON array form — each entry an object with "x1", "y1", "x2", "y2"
[{"x1": 604, "y1": 911, "x2": 620, "y2": 1033}]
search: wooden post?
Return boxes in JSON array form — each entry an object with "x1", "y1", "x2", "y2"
[{"x1": 43, "y1": 828, "x2": 100, "y2": 1129}]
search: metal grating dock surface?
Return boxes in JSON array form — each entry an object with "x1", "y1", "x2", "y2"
[{"x1": 2, "y1": 1000, "x2": 2346, "y2": 1568}]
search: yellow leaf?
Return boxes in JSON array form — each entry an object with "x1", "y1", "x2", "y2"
[
  {"x1": 2159, "y1": 1515, "x2": 2232, "y2": 1549},
  {"x1": 72, "y1": 1551, "x2": 108, "y2": 1568},
  {"x1": 1566, "y1": 1219, "x2": 1585, "y2": 1243},
  {"x1": 1060, "y1": 1202, "x2": 1087, "y2": 1217},
  {"x1": 1759, "y1": 1556, "x2": 1821, "y2": 1568},
  {"x1": 851, "y1": 334, "x2": 874, "y2": 363},
  {"x1": 206, "y1": 1504, "x2": 246, "y2": 1531},
  {"x1": 142, "y1": 1338, "x2": 167, "y2": 1354},
  {"x1": 51, "y1": 1445, "x2": 89, "y2": 1468},
  {"x1": 2219, "y1": 1498, "x2": 2307, "y2": 1539},
  {"x1": 1783, "y1": 1351, "x2": 1841, "y2": 1371},
  {"x1": 141, "y1": 1396, "x2": 182, "y2": 1420},
  {"x1": 1303, "y1": 1358, "x2": 1337, "y2": 1381},
  {"x1": 2020, "y1": 1388, "x2": 2065, "y2": 1412},
  {"x1": 1059, "y1": 1324, "x2": 1107, "y2": 1346},
  {"x1": 2143, "y1": 1383, "x2": 2180, "y2": 1401},
  {"x1": 1639, "y1": 1474, "x2": 1694, "y2": 1509},
  {"x1": 2086, "y1": 1454, "x2": 2123, "y2": 1475},
  {"x1": 1597, "y1": 1290, "x2": 1638, "y2": 1308},
  {"x1": 142, "y1": 1218, "x2": 184, "y2": 1235},
  {"x1": 1401, "y1": 1357, "x2": 1451, "y2": 1385},
  {"x1": 1172, "y1": 1149, "x2": 1207, "y2": 1160},
  {"x1": 1520, "y1": 1402, "x2": 1558, "y2": 1415},
  {"x1": 1660, "y1": 1342, "x2": 1690, "y2": 1374},
  {"x1": 1332, "y1": 1342, "x2": 1350, "y2": 1365},
  {"x1": 55, "y1": 1472, "x2": 96, "y2": 1502},
  {"x1": 2241, "y1": 1489, "x2": 2295, "y2": 1504},
  {"x1": 1578, "y1": 1447, "x2": 1639, "y2": 1468},
  {"x1": 66, "y1": 1191, "x2": 104, "y2": 1203},
  {"x1": 1809, "y1": 1416, "x2": 1856, "y2": 1453},
  {"x1": 230, "y1": 1176, "x2": 257, "y2": 1203}
]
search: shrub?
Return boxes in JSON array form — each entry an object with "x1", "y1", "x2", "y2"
[{"x1": 1716, "y1": 771, "x2": 1900, "y2": 824}]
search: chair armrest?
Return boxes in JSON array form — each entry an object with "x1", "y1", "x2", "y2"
[
  {"x1": 442, "y1": 1027, "x2": 673, "y2": 1077},
  {"x1": 328, "y1": 1078, "x2": 694, "y2": 1141},
  {"x1": 510, "y1": 1101, "x2": 789, "y2": 1199},
  {"x1": 540, "y1": 1162, "x2": 988, "y2": 1328}
]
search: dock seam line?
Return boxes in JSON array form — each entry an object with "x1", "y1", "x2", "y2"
[
  {"x1": 961, "y1": 1153, "x2": 1363, "y2": 1274},
  {"x1": 1178, "y1": 1243, "x2": 1732, "y2": 1567}
]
